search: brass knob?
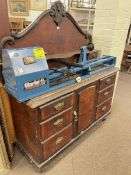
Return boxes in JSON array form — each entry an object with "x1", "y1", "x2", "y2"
[
  {"x1": 54, "y1": 102, "x2": 64, "y2": 111},
  {"x1": 53, "y1": 118, "x2": 64, "y2": 127},
  {"x1": 104, "y1": 91, "x2": 109, "y2": 96},
  {"x1": 106, "y1": 78, "x2": 111, "y2": 84},
  {"x1": 55, "y1": 136, "x2": 64, "y2": 145},
  {"x1": 102, "y1": 106, "x2": 107, "y2": 112}
]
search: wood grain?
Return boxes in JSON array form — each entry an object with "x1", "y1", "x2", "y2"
[
  {"x1": 0, "y1": 83, "x2": 15, "y2": 157},
  {"x1": 0, "y1": 0, "x2": 10, "y2": 40},
  {"x1": 39, "y1": 93, "x2": 74, "y2": 121},
  {"x1": 77, "y1": 85, "x2": 96, "y2": 133},
  {"x1": 9, "y1": 96, "x2": 43, "y2": 163},
  {"x1": 99, "y1": 73, "x2": 116, "y2": 90},
  {"x1": 41, "y1": 124, "x2": 72, "y2": 160},
  {"x1": 40, "y1": 107, "x2": 73, "y2": 140},
  {"x1": 97, "y1": 85, "x2": 114, "y2": 104},
  {"x1": 3, "y1": 15, "x2": 88, "y2": 56},
  {"x1": 96, "y1": 98, "x2": 112, "y2": 120}
]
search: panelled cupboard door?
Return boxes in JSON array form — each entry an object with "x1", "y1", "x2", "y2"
[{"x1": 78, "y1": 85, "x2": 96, "y2": 133}]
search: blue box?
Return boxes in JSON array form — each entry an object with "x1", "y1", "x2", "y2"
[{"x1": 2, "y1": 47, "x2": 50, "y2": 102}]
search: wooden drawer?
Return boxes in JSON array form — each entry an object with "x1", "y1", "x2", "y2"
[
  {"x1": 97, "y1": 85, "x2": 114, "y2": 104},
  {"x1": 41, "y1": 124, "x2": 72, "y2": 160},
  {"x1": 40, "y1": 107, "x2": 73, "y2": 140},
  {"x1": 39, "y1": 93, "x2": 74, "y2": 121},
  {"x1": 99, "y1": 73, "x2": 116, "y2": 90},
  {"x1": 96, "y1": 98, "x2": 112, "y2": 120}
]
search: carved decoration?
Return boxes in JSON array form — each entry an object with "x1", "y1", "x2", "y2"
[
  {"x1": 0, "y1": 36, "x2": 14, "y2": 48},
  {"x1": 0, "y1": 1, "x2": 89, "y2": 48},
  {"x1": 50, "y1": 1, "x2": 66, "y2": 26},
  {"x1": 0, "y1": 36, "x2": 14, "y2": 66}
]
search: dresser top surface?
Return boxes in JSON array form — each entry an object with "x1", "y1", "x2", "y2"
[{"x1": 26, "y1": 68, "x2": 118, "y2": 109}]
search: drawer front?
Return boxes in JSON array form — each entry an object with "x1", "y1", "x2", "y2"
[
  {"x1": 42, "y1": 124, "x2": 72, "y2": 160},
  {"x1": 99, "y1": 73, "x2": 116, "y2": 90},
  {"x1": 39, "y1": 93, "x2": 74, "y2": 121},
  {"x1": 97, "y1": 85, "x2": 114, "y2": 104},
  {"x1": 40, "y1": 108, "x2": 73, "y2": 140},
  {"x1": 96, "y1": 98, "x2": 112, "y2": 120}
]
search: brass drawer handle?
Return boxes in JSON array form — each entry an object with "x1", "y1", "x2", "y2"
[
  {"x1": 54, "y1": 102, "x2": 65, "y2": 111},
  {"x1": 55, "y1": 136, "x2": 64, "y2": 145},
  {"x1": 102, "y1": 106, "x2": 107, "y2": 112},
  {"x1": 106, "y1": 78, "x2": 111, "y2": 84},
  {"x1": 104, "y1": 91, "x2": 109, "y2": 97},
  {"x1": 53, "y1": 118, "x2": 64, "y2": 127}
]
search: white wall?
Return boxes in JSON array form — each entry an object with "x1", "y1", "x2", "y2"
[{"x1": 93, "y1": 0, "x2": 131, "y2": 68}]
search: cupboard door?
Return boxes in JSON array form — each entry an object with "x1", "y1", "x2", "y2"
[{"x1": 78, "y1": 85, "x2": 96, "y2": 133}]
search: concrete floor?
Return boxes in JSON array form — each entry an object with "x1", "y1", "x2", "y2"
[{"x1": 6, "y1": 72, "x2": 131, "y2": 175}]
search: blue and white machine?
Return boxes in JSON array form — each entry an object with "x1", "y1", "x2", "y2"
[
  {"x1": 2, "y1": 46, "x2": 116, "y2": 102},
  {"x1": 2, "y1": 47, "x2": 49, "y2": 101}
]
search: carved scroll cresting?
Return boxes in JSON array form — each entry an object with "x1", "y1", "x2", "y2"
[
  {"x1": 0, "y1": 1, "x2": 88, "y2": 48},
  {"x1": 50, "y1": 1, "x2": 66, "y2": 26}
]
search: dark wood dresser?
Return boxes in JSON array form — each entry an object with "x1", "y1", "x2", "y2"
[
  {"x1": 9, "y1": 68, "x2": 117, "y2": 170},
  {"x1": 0, "y1": 2, "x2": 118, "y2": 171}
]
